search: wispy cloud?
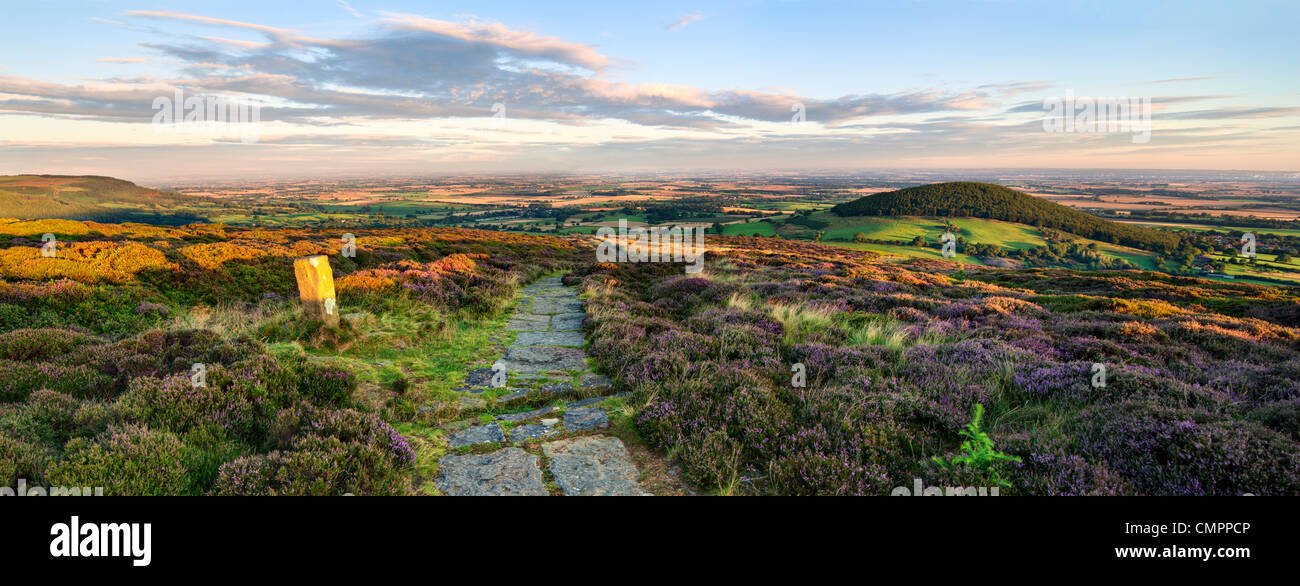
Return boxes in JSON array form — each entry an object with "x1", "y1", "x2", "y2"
[
  {"x1": 1152, "y1": 76, "x2": 1230, "y2": 84},
  {"x1": 199, "y1": 36, "x2": 271, "y2": 49},
  {"x1": 977, "y1": 81, "x2": 1052, "y2": 97},
  {"x1": 122, "y1": 10, "x2": 294, "y2": 36},
  {"x1": 667, "y1": 12, "x2": 707, "y2": 31},
  {"x1": 337, "y1": 0, "x2": 363, "y2": 18},
  {"x1": 1160, "y1": 106, "x2": 1300, "y2": 120}
]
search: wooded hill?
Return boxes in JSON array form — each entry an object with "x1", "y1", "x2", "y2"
[
  {"x1": 830, "y1": 182, "x2": 1180, "y2": 252},
  {"x1": 0, "y1": 175, "x2": 190, "y2": 221}
]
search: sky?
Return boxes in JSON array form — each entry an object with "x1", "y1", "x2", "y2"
[{"x1": 0, "y1": 0, "x2": 1297, "y2": 182}]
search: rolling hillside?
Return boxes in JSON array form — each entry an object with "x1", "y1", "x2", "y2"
[
  {"x1": 752, "y1": 213, "x2": 1164, "y2": 271},
  {"x1": 830, "y1": 182, "x2": 1181, "y2": 252},
  {"x1": 0, "y1": 175, "x2": 190, "y2": 221}
]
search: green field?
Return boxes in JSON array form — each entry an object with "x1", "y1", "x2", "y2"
[
  {"x1": 556, "y1": 226, "x2": 600, "y2": 234},
  {"x1": 320, "y1": 201, "x2": 479, "y2": 217},
  {"x1": 828, "y1": 240, "x2": 989, "y2": 265},
  {"x1": 763, "y1": 214, "x2": 1168, "y2": 271},
  {"x1": 815, "y1": 213, "x2": 1045, "y2": 250},
  {"x1": 1202, "y1": 252, "x2": 1300, "y2": 285},
  {"x1": 1122, "y1": 221, "x2": 1300, "y2": 238},
  {"x1": 721, "y1": 220, "x2": 776, "y2": 237}
]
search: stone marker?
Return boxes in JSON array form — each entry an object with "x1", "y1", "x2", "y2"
[{"x1": 293, "y1": 254, "x2": 339, "y2": 327}]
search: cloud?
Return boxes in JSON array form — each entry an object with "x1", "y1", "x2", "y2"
[
  {"x1": 1002, "y1": 95, "x2": 1234, "y2": 114},
  {"x1": 378, "y1": 13, "x2": 610, "y2": 71},
  {"x1": 8, "y1": 9, "x2": 986, "y2": 130},
  {"x1": 6, "y1": 8, "x2": 1294, "y2": 178},
  {"x1": 977, "y1": 81, "x2": 1052, "y2": 97},
  {"x1": 338, "y1": 1, "x2": 363, "y2": 18},
  {"x1": 122, "y1": 10, "x2": 294, "y2": 36},
  {"x1": 199, "y1": 36, "x2": 271, "y2": 50},
  {"x1": 1152, "y1": 76, "x2": 1230, "y2": 84},
  {"x1": 1159, "y1": 106, "x2": 1300, "y2": 120},
  {"x1": 667, "y1": 12, "x2": 708, "y2": 31}
]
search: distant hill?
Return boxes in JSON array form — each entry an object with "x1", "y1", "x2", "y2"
[
  {"x1": 0, "y1": 175, "x2": 197, "y2": 222},
  {"x1": 830, "y1": 182, "x2": 1180, "y2": 252}
]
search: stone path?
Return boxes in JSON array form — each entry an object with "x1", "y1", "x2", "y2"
[{"x1": 435, "y1": 274, "x2": 648, "y2": 497}]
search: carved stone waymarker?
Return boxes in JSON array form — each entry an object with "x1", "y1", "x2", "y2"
[{"x1": 293, "y1": 254, "x2": 339, "y2": 327}]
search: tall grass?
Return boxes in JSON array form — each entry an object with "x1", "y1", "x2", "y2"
[
  {"x1": 843, "y1": 319, "x2": 909, "y2": 349},
  {"x1": 836, "y1": 312, "x2": 951, "y2": 350},
  {"x1": 726, "y1": 292, "x2": 758, "y2": 312},
  {"x1": 165, "y1": 301, "x2": 295, "y2": 339},
  {"x1": 767, "y1": 301, "x2": 835, "y2": 345}
]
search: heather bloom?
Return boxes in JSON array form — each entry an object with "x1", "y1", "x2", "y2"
[
  {"x1": 1013, "y1": 362, "x2": 1092, "y2": 398},
  {"x1": 576, "y1": 241, "x2": 1300, "y2": 495}
]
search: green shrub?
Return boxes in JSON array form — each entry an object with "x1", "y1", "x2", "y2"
[
  {"x1": 212, "y1": 435, "x2": 407, "y2": 496},
  {"x1": 0, "y1": 390, "x2": 80, "y2": 448},
  {"x1": 0, "y1": 435, "x2": 48, "y2": 486},
  {"x1": 46, "y1": 424, "x2": 188, "y2": 495},
  {"x1": 296, "y1": 364, "x2": 357, "y2": 405},
  {"x1": 179, "y1": 425, "x2": 249, "y2": 496},
  {"x1": 0, "y1": 361, "x2": 114, "y2": 402},
  {"x1": 0, "y1": 328, "x2": 98, "y2": 361}
]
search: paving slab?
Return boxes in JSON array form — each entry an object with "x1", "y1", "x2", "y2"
[
  {"x1": 514, "y1": 331, "x2": 585, "y2": 347},
  {"x1": 496, "y1": 405, "x2": 557, "y2": 422},
  {"x1": 448, "y1": 423, "x2": 505, "y2": 448},
  {"x1": 507, "y1": 314, "x2": 551, "y2": 331},
  {"x1": 436, "y1": 448, "x2": 547, "y2": 496},
  {"x1": 501, "y1": 346, "x2": 588, "y2": 374},
  {"x1": 524, "y1": 287, "x2": 574, "y2": 298},
  {"x1": 551, "y1": 313, "x2": 585, "y2": 331},
  {"x1": 463, "y1": 368, "x2": 497, "y2": 387},
  {"x1": 565, "y1": 397, "x2": 605, "y2": 409},
  {"x1": 531, "y1": 299, "x2": 583, "y2": 315},
  {"x1": 564, "y1": 407, "x2": 609, "y2": 431},
  {"x1": 509, "y1": 423, "x2": 560, "y2": 442},
  {"x1": 540, "y1": 381, "x2": 574, "y2": 395},
  {"x1": 580, "y1": 374, "x2": 613, "y2": 391},
  {"x1": 542, "y1": 436, "x2": 648, "y2": 496}
]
